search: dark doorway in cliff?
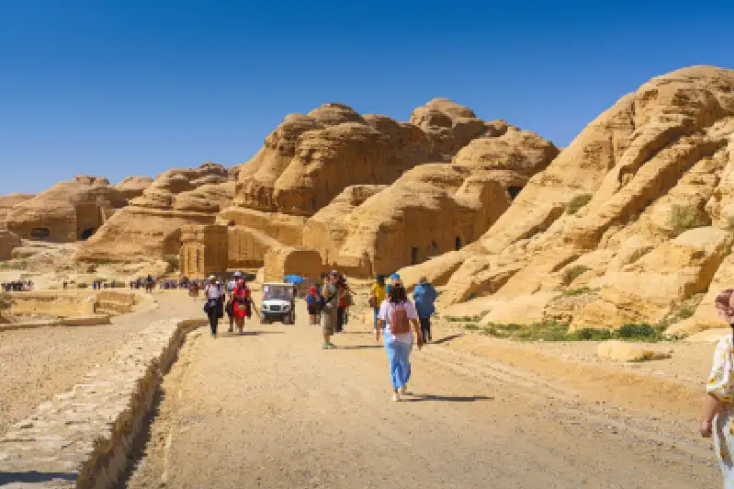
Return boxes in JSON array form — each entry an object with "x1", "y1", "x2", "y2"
[
  {"x1": 411, "y1": 247, "x2": 419, "y2": 265},
  {"x1": 80, "y1": 228, "x2": 96, "y2": 240},
  {"x1": 30, "y1": 228, "x2": 50, "y2": 239},
  {"x1": 508, "y1": 186, "x2": 523, "y2": 200},
  {"x1": 455, "y1": 237, "x2": 462, "y2": 251}
]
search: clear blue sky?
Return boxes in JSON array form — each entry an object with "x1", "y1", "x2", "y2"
[{"x1": 2, "y1": 0, "x2": 733, "y2": 195}]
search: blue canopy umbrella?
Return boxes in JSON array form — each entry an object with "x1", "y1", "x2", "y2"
[{"x1": 283, "y1": 275, "x2": 305, "y2": 284}]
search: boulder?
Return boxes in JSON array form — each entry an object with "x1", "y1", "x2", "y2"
[
  {"x1": 597, "y1": 341, "x2": 672, "y2": 362},
  {"x1": 114, "y1": 176, "x2": 154, "y2": 200}
]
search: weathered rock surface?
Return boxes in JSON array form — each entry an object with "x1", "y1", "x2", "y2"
[
  {"x1": 397, "y1": 66, "x2": 734, "y2": 335},
  {"x1": 302, "y1": 126, "x2": 558, "y2": 275},
  {"x1": 0, "y1": 228, "x2": 21, "y2": 260},
  {"x1": 114, "y1": 176, "x2": 154, "y2": 200},
  {"x1": 0, "y1": 193, "x2": 34, "y2": 226},
  {"x1": 5, "y1": 176, "x2": 128, "y2": 243},
  {"x1": 597, "y1": 341, "x2": 672, "y2": 362},
  {"x1": 75, "y1": 164, "x2": 234, "y2": 262}
]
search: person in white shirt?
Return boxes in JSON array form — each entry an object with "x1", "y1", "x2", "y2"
[
  {"x1": 376, "y1": 278, "x2": 423, "y2": 402},
  {"x1": 204, "y1": 276, "x2": 224, "y2": 337}
]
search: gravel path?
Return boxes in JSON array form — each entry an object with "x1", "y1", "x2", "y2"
[
  {"x1": 0, "y1": 291, "x2": 202, "y2": 435},
  {"x1": 126, "y1": 297, "x2": 719, "y2": 489}
]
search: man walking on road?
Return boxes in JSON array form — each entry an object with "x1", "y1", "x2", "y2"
[
  {"x1": 413, "y1": 276, "x2": 438, "y2": 343},
  {"x1": 320, "y1": 270, "x2": 340, "y2": 349}
]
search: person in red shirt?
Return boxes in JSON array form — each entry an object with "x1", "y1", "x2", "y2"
[{"x1": 231, "y1": 279, "x2": 252, "y2": 334}]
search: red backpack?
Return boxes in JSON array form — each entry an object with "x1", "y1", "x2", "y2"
[{"x1": 390, "y1": 303, "x2": 411, "y2": 334}]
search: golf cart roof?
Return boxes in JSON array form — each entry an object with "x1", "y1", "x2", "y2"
[{"x1": 263, "y1": 282, "x2": 294, "y2": 287}]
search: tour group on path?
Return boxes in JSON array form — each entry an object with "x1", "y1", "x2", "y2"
[{"x1": 120, "y1": 278, "x2": 727, "y2": 488}]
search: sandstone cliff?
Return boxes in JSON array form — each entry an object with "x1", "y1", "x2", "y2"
[
  {"x1": 400, "y1": 66, "x2": 734, "y2": 336},
  {"x1": 75, "y1": 164, "x2": 234, "y2": 262},
  {"x1": 0, "y1": 194, "x2": 34, "y2": 227},
  {"x1": 303, "y1": 125, "x2": 558, "y2": 275},
  {"x1": 5, "y1": 176, "x2": 128, "y2": 242},
  {"x1": 0, "y1": 229, "x2": 21, "y2": 260}
]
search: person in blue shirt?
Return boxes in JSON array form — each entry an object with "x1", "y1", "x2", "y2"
[{"x1": 412, "y1": 276, "x2": 438, "y2": 343}]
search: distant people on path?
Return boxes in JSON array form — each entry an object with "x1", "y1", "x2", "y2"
[
  {"x1": 376, "y1": 277, "x2": 423, "y2": 402},
  {"x1": 320, "y1": 271, "x2": 340, "y2": 349},
  {"x1": 413, "y1": 276, "x2": 438, "y2": 343},
  {"x1": 306, "y1": 286, "x2": 321, "y2": 325},
  {"x1": 231, "y1": 278, "x2": 252, "y2": 335},
  {"x1": 1, "y1": 281, "x2": 34, "y2": 292},
  {"x1": 189, "y1": 281, "x2": 199, "y2": 300},
  {"x1": 204, "y1": 276, "x2": 225, "y2": 338},
  {"x1": 702, "y1": 289, "x2": 734, "y2": 486},
  {"x1": 145, "y1": 275, "x2": 155, "y2": 293},
  {"x1": 336, "y1": 275, "x2": 351, "y2": 333},
  {"x1": 369, "y1": 275, "x2": 387, "y2": 333}
]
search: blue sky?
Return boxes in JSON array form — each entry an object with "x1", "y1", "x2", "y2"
[{"x1": 1, "y1": 0, "x2": 733, "y2": 195}]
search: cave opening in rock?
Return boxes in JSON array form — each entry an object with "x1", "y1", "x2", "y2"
[
  {"x1": 411, "y1": 247, "x2": 419, "y2": 265},
  {"x1": 30, "y1": 228, "x2": 50, "y2": 239},
  {"x1": 80, "y1": 228, "x2": 96, "y2": 240},
  {"x1": 508, "y1": 186, "x2": 524, "y2": 200},
  {"x1": 455, "y1": 237, "x2": 462, "y2": 251}
]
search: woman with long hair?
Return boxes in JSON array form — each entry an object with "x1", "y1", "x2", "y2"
[
  {"x1": 376, "y1": 278, "x2": 423, "y2": 402},
  {"x1": 702, "y1": 289, "x2": 734, "y2": 486}
]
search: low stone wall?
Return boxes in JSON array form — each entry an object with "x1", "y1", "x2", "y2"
[
  {"x1": 9, "y1": 291, "x2": 97, "y2": 317},
  {"x1": 0, "y1": 317, "x2": 207, "y2": 488}
]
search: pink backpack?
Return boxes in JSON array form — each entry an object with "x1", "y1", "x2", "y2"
[{"x1": 390, "y1": 303, "x2": 411, "y2": 334}]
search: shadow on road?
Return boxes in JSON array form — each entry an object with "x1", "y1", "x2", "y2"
[
  {"x1": 0, "y1": 472, "x2": 77, "y2": 485},
  {"x1": 218, "y1": 331, "x2": 285, "y2": 338},
  {"x1": 336, "y1": 344, "x2": 384, "y2": 350},
  {"x1": 402, "y1": 394, "x2": 493, "y2": 403},
  {"x1": 429, "y1": 333, "x2": 464, "y2": 345}
]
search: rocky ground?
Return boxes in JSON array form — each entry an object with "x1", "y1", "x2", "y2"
[{"x1": 0, "y1": 291, "x2": 200, "y2": 435}]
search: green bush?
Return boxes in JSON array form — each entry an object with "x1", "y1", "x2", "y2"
[
  {"x1": 563, "y1": 287, "x2": 595, "y2": 297},
  {"x1": 568, "y1": 327, "x2": 614, "y2": 341},
  {"x1": 77, "y1": 283, "x2": 89, "y2": 289},
  {"x1": 164, "y1": 254, "x2": 180, "y2": 271},
  {"x1": 668, "y1": 205, "x2": 708, "y2": 236},
  {"x1": 561, "y1": 265, "x2": 590, "y2": 286},
  {"x1": 617, "y1": 323, "x2": 659, "y2": 340},
  {"x1": 464, "y1": 323, "x2": 480, "y2": 331},
  {"x1": 566, "y1": 194, "x2": 593, "y2": 215}
]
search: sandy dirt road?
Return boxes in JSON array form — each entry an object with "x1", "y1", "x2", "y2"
[{"x1": 125, "y1": 295, "x2": 720, "y2": 489}]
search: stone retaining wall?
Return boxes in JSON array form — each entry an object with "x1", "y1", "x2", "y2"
[
  {"x1": 9, "y1": 291, "x2": 97, "y2": 317},
  {"x1": 0, "y1": 317, "x2": 207, "y2": 488}
]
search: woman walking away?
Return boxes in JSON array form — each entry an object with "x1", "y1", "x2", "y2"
[
  {"x1": 369, "y1": 275, "x2": 387, "y2": 333},
  {"x1": 376, "y1": 278, "x2": 423, "y2": 402},
  {"x1": 204, "y1": 276, "x2": 225, "y2": 338},
  {"x1": 702, "y1": 289, "x2": 734, "y2": 487},
  {"x1": 336, "y1": 275, "x2": 349, "y2": 333},
  {"x1": 413, "y1": 277, "x2": 438, "y2": 343},
  {"x1": 306, "y1": 286, "x2": 320, "y2": 325},
  {"x1": 320, "y1": 271, "x2": 340, "y2": 349},
  {"x1": 231, "y1": 278, "x2": 252, "y2": 335}
]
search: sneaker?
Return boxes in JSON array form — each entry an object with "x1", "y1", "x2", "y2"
[
  {"x1": 392, "y1": 393, "x2": 401, "y2": 402},
  {"x1": 327, "y1": 343, "x2": 337, "y2": 349},
  {"x1": 322, "y1": 343, "x2": 330, "y2": 349},
  {"x1": 399, "y1": 386, "x2": 411, "y2": 395}
]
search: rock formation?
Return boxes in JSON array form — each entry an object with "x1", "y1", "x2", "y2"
[
  {"x1": 5, "y1": 176, "x2": 128, "y2": 242},
  {"x1": 217, "y1": 99, "x2": 532, "y2": 273},
  {"x1": 0, "y1": 228, "x2": 21, "y2": 260},
  {"x1": 303, "y1": 125, "x2": 558, "y2": 275},
  {"x1": 399, "y1": 66, "x2": 734, "y2": 336},
  {"x1": 114, "y1": 176, "x2": 154, "y2": 200},
  {"x1": 75, "y1": 164, "x2": 234, "y2": 262},
  {"x1": 0, "y1": 194, "x2": 34, "y2": 227}
]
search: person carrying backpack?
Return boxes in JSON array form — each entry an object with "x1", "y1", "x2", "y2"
[
  {"x1": 376, "y1": 277, "x2": 423, "y2": 402},
  {"x1": 413, "y1": 276, "x2": 438, "y2": 343}
]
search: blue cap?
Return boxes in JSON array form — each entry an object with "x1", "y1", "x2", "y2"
[{"x1": 390, "y1": 273, "x2": 400, "y2": 280}]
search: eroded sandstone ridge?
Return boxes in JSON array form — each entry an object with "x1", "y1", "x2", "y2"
[
  {"x1": 398, "y1": 66, "x2": 734, "y2": 336},
  {"x1": 205, "y1": 99, "x2": 556, "y2": 277},
  {"x1": 5, "y1": 176, "x2": 130, "y2": 242},
  {"x1": 75, "y1": 163, "x2": 233, "y2": 262}
]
